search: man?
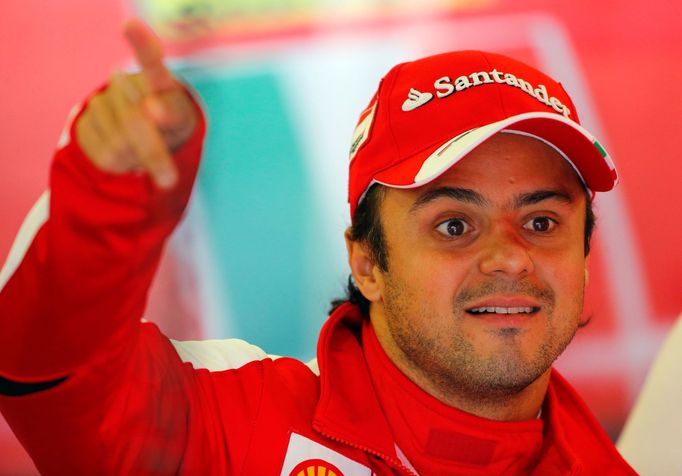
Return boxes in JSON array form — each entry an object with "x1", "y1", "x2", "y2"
[{"x1": 0, "y1": 19, "x2": 635, "y2": 475}]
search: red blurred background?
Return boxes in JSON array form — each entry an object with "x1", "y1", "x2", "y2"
[{"x1": 1, "y1": 1, "x2": 680, "y2": 473}]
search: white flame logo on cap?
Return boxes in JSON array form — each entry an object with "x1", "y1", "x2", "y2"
[{"x1": 401, "y1": 88, "x2": 433, "y2": 111}]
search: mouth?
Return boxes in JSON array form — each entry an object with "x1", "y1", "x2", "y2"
[{"x1": 466, "y1": 306, "x2": 540, "y2": 315}]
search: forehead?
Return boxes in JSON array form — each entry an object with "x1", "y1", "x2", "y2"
[{"x1": 387, "y1": 132, "x2": 586, "y2": 207}]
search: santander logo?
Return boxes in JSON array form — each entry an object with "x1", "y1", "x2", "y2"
[
  {"x1": 402, "y1": 69, "x2": 572, "y2": 117},
  {"x1": 401, "y1": 88, "x2": 434, "y2": 111}
]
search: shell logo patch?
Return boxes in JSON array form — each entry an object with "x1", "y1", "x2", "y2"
[
  {"x1": 289, "y1": 458, "x2": 344, "y2": 476},
  {"x1": 280, "y1": 433, "x2": 372, "y2": 475}
]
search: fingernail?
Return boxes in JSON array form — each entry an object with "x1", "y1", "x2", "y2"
[{"x1": 156, "y1": 168, "x2": 177, "y2": 189}]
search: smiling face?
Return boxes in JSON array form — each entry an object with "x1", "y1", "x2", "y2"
[{"x1": 355, "y1": 132, "x2": 588, "y2": 414}]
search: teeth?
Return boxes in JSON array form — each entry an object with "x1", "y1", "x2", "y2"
[{"x1": 469, "y1": 306, "x2": 534, "y2": 314}]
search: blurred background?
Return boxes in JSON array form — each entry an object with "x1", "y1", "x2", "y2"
[{"x1": 1, "y1": 0, "x2": 680, "y2": 473}]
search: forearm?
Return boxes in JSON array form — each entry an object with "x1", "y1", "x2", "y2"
[{"x1": 0, "y1": 91, "x2": 206, "y2": 382}]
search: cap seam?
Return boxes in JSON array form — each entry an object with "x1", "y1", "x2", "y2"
[
  {"x1": 385, "y1": 62, "x2": 409, "y2": 166},
  {"x1": 479, "y1": 51, "x2": 509, "y2": 118}
]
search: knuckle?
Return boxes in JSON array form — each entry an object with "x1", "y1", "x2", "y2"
[
  {"x1": 121, "y1": 108, "x2": 141, "y2": 129},
  {"x1": 107, "y1": 134, "x2": 128, "y2": 160},
  {"x1": 89, "y1": 94, "x2": 111, "y2": 119},
  {"x1": 118, "y1": 114, "x2": 139, "y2": 139},
  {"x1": 75, "y1": 114, "x2": 89, "y2": 135},
  {"x1": 90, "y1": 135, "x2": 128, "y2": 173},
  {"x1": 130, "y1": 73, "x2": 146, "y2": 91},
  {"x1": 101, "y1": 146, "x2": 134, "y2": 173},
  {"x1": 88, "y1": 146, "x2": 118, "y2": 172},
  {"x1": 75, "y1": 115, "x2": 96, "y2": 145},
  {"x1": 89, "y1": 94, "x2": 103, "y2": 109},
  {"x1": 108, "y1": 131, "x2": 127, "y2": 154},
  {"x1": 107, "y1": 75, "x2": 122, "y2": 95},
  {"x1": 94, "y1": 149, "x2": 117, "y2": 171}
]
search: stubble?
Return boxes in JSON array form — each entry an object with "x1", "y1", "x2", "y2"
[{"x1": 382, "y1": 274, "x2": 583, "y2": 404}]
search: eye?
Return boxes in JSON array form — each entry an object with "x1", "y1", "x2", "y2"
[
  {"x1": 523, "y1": 216, "x2": 557, "y2": 233},
  {"x1": 436, "y1": 218, "x2": 471, "y2": 237}
]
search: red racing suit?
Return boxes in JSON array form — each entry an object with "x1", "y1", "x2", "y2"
[{"x1": 0, "y1": 93, "x2": 636, "y2": 475}]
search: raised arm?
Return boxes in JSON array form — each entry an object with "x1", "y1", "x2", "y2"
[
  {"x1": 0, "y1": 17, "x2": 203, "y2": 381},
  {"x1": 0, "y1": 19, "x2": 208, "y2": 474}
]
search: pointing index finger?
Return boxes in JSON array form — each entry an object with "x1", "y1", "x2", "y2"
[{"x1": 123, "y1": 18, "x2": 176, "y2": 93}]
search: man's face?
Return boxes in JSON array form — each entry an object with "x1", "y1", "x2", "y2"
[{"x1": 368, "y1": 132, "x2": 588, "y2": 404}]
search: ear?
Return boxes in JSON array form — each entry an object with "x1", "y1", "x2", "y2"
[{"x1": 345, "y1": 228, "x2": 383, "y2": 302}]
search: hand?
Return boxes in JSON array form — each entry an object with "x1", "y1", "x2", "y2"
[{"x1": 75, "y1": 18, "x2": 198, "y2": 189}]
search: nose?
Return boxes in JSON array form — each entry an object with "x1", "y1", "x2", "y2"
[{"x1": 478, "y1": 225, "x2": 534, "y2": 277}]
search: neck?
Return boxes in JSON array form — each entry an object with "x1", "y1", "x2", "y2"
[{"x1": 370, "y1": 318, "x2": 551, "y2": 422}]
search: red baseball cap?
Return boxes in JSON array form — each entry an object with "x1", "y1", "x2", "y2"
[{"x1": 348, "y1": 50, "x2": 618, "y2": 219}]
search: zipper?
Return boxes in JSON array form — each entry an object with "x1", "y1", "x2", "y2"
[{"x1": 315, "y1": 424, "x2": 419, "y2": 476}]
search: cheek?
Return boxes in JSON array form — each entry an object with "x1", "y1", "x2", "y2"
[
  {"x1": 394, "y1": 249, "x2": 472, "y2": 299},
  {"x1": 536, "y1": 249, "x2": 586, "y2": 300}
]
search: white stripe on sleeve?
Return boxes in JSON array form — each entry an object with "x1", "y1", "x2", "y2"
[
  {"x1": 170, "y1": 337, "x2": 281, "y2": 372},
  {"x1": 0, "y1": 191, "x2": 50, "y2": 292}
]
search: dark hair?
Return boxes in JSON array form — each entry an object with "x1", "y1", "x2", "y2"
[{"x1": 329, "y1": 184, "x2": 596, "y2": 315}]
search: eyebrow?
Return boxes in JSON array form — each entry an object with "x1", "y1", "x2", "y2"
[
  {"x1": 513, "y1": 190, "x2": 574, "y2": 208},
  {"x1": 409, "y1": 187, "x2": 575, "y2": 213},
  {"x1": 410, "y1": 187, "x2": 488, "y2": 213}
]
